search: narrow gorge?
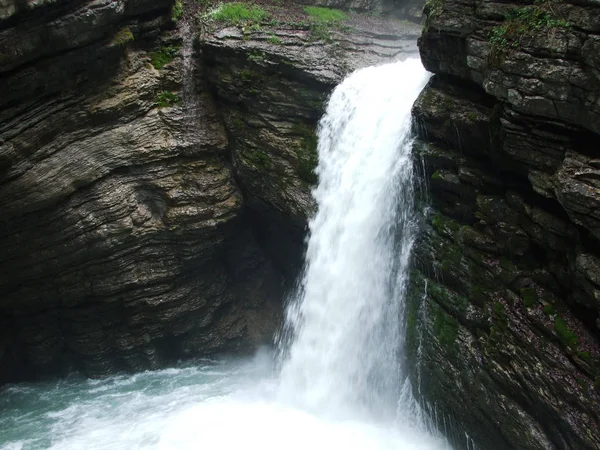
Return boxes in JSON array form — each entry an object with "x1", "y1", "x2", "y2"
[{"x1": 0, "y1": 0, "x2": 599, "y2": 449}]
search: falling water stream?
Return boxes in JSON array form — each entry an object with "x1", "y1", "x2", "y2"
[{"x1": 0, "y1": 59, "x2": 448, "y2": 450}]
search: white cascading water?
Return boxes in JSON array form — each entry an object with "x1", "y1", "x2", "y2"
[
  {"x1": 0, "y1": 59, "x2": 451, "y2": 450},
  {"x1": 278, "y1": 57, "x2": 432, "y2": 422}
]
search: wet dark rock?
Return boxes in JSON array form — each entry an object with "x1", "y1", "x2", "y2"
[
  {"x1": 200, "y1": 12, "x2": 420, "y2": 271},
  {"x1": 409, "y1": 0, "x2": 600, "y2": 448},
  {"x1": 0, "y1": 0, "x2": 284, "y2": 383},
  {"x1": 0, "y1": 0, "x2": 420, "y2": 383}
]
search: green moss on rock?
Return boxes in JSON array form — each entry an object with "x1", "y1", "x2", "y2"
[
  {"x1": 246, "y1": 149, "x2": 272, "y2": 169},
  {"x1": 155, "y1": 91, "x2": 181, "y2": 107},
  {"x1": 543, "y1": 304, "x2": 555, "y2": 316},
  {"x1": 150, "y1": 45, "x2": 180, "y2": 70},
  {"x1": 488, "y1": 1, "x2": 570, "y2": 60},
  {"x1": 433, "y1": 307, "x2": 459, "y2": 350},
  {"x1": 554, "y1": 317, "x2": 578, "y2": 349},
  {"x1": 209, "y1": 3, "x2": 269, "y2": 26},
  {"x1": 520, "y1": 287, "x2": 537, "y2": 308},
  {"x1": 267, "y1": 34, "x2": 281, "y2": 45},
  {"x1": 578, "y1": 351, "x2": 592, "y2": 363},
  {"x1": 110, "y1": 27, "x2": 134, "y2": 47},
  {"x1": 171, "y1": 0, "x2": 183, "y2": 21},
  {"x1": 432, "y1": 212, "x2": 460, "y2": 235},
  {"x1": 292, "y1": 123, "x2": 318, "y2": 184}
]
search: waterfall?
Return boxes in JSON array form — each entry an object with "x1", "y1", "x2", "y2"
[
  {"x1": 0, "y1": 58, "x2": 452, "y2": 450},
  {"x1": 278, "y1": 58, "x2": 432, "y2": 423}
]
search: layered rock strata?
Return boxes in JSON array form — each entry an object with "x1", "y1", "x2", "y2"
[
  {"x1": 407, "y1": 1, "x2": 600, "y2": 449},
  {"x1": 201, "y1": 11, "x2": 421, "y2": 270},
  {"x1": 0, "y1": 0, "x2": 420, "y2": 383},
  {"x1": 0, "y1": 0, "x2": 282, "y2": 383}
]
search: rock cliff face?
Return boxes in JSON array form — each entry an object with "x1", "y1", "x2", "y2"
[
  {"x1": 0, "y1": 0, "x2": 284, "y2": 383},
  {"x1": 201, "y1": 8, "x2": 420, "y2": 271},
  {"x1": 0, "y1": 0, "x2": 420, "y2": 383},
  {"x1": 407, "y1": 0, "x2": 600, "y2": 449}
]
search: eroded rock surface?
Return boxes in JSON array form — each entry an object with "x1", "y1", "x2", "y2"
[
  {"x1": 0, "y1": 0, "x2": 282, "y2": 383},
  {"x1": 200, "y1": 9, "x2": 420, "y2": 270},
  {"x1": 0, "y1": 0, "x2": 420, "y2": 383},
  {"x1": 407, "y1": 1, "x2": 600, "y2": 449}
]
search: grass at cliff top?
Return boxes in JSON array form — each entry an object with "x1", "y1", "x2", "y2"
[
  {"x1": 303, "y1": 6, "x2": 347, "y2": 22},
  {"x1": 209, "y1": 2, "x2": 270, "y2": 24},
  {"x1": 199, "y1": 0, "x2": 414, "y2": 40},
  {"x1": 203, "y1": 1, "x2": 349, "y2": 27}
]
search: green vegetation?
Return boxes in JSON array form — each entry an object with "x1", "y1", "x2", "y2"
[
  {"x1": 554, "y1": 317, "x2": 578, "y2": 349},
  {"x1": 298, "y1": 157, "x2": 318, "y2": 184},
  {"x1": 520, "y1": 287, "x2": 537, "y2": 308},
  {"x1": 303, "y1": 6, "x2": 347, "y2": 43},
  {"x1": 543, "y1": 304, "x2": 555, "y2": 316},
  {"x1": 210, "y1": 3, "x2": 269, "y2": 25},
  {"x1": 268, "y1": 34, "x2": 282, "y2": 45},
  {"x1": 110, "y1": 27, "x2": 134, "y2": 47},
  {"x1": 246, "y1": 149, "x2": 272, "y2": 169},
  {"x1": 431, "y1": 213, "x2": 460, "y2": 235},
  {"x1": 488, "y1": 300, "x2": 508, "y2": 344},
  {"x1": 577, "y1": 351, "x2": 592, "y2": 363},
  {"x1": 239, "y1": 68, "x2": 261, "y2": 82},
  {"x1": 230, "y1": 116, "x2": 247, "y2": 130},
  {"x1": 304, "y1": 6, "x2": 347, "y2": 22},
  {"x1": 423, "y1": 0, "x2": 444, "y2": 31},
  {"x1": 247, "y1": 50, "x2": 266, "y2": 63},
  {"x1": 155, "y1": 91, "x2": 181, "y2": 107},
  {"x1": 429, "y1": 280, "x2": 469, "y2": 314},
  {"x1": 433, "y1": 308, "x2": 459, "y2": 349},
  {"x1": 293, "y1": 123, "x2": 318, "y2": 184},
  {"x1": 171, "y1": 0, "x2": 183, "y2": 21},
  {"x1": 150, "y1": 45, "x2": 180, "y2": 70},
  {"x1": 489, "y1": 0, "x2": 570, "y2": 57},
  {"x1": 470, "y1": 285, "x2": 488, "y2": 307},
  {"x1": 493, "y1": 301, "x2": 505, "y2": 317}
]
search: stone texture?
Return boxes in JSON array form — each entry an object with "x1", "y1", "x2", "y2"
[
  {"x1": 0, "y1": 0, "x2": 421, "y2": 383},
  {"x1": 0, "y1": 0, "x2": 283, "y2": 383},
  {"x1": 408, "y1": 1, "x2": 600, "y2": 448},
  {"x1": 201, "y1": 12, "x2": 421, "y2": 270}
]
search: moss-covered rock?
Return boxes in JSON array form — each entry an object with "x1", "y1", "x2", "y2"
[{"x1": 410, "y1": 1, "x2": 600, "y2": 446}]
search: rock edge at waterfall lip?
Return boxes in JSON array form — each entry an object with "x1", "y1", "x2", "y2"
[{"x1": 197, "y1": 0, "x2": 422, "y2": 78}]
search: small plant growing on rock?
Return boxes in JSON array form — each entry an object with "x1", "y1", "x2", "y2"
[
  {"x1": 268, "y1": 34, "x2": 282, "y2": 45},
  {"x1": 520, "y1": 287, "x2": 538, "y2": 308},
  {"x1": 423, "y1": 0, "x2": 444, "y2": 31},
  {"x1": 554, "y1": 317, "x2": 578, "y2": 349},
  {"x1": 110, "y1": 27, "x2": 134, "y2": 47},
  {"x1": 292, "y1": 123, "x2": 318, "y2": 184},
  {"x1": 303, "y1": 6, "x2": 348, "y2": 43},
  {"x1": 150, "y1": 45, "x2": 180, "y2": 70},
  {"x1": 304, "y1": 6, "x2": 347, "y2": 22},
  {"x1": 171, "y1": 0, "x2": 183, "y2": 21},
  {"x1": 155, "y1": 91, "x2": 181, "y2": 107},
  {"x1": 209, "y1": 2, "x2": 269, "y2": 26},
  {"x1": 488, "y1": 0, "x2": 570, "y2": 61}
]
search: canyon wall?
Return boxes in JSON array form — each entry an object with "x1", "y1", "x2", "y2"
[
  {"x1": 407, "y1": 1, "x2": 600, "y2": 449},
  {"x1": 0, "y1": 0, "x2": 284, "y2": 383},
  {"x1": 0, "y1": 0, "x2": 419, "y2": 383}
]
